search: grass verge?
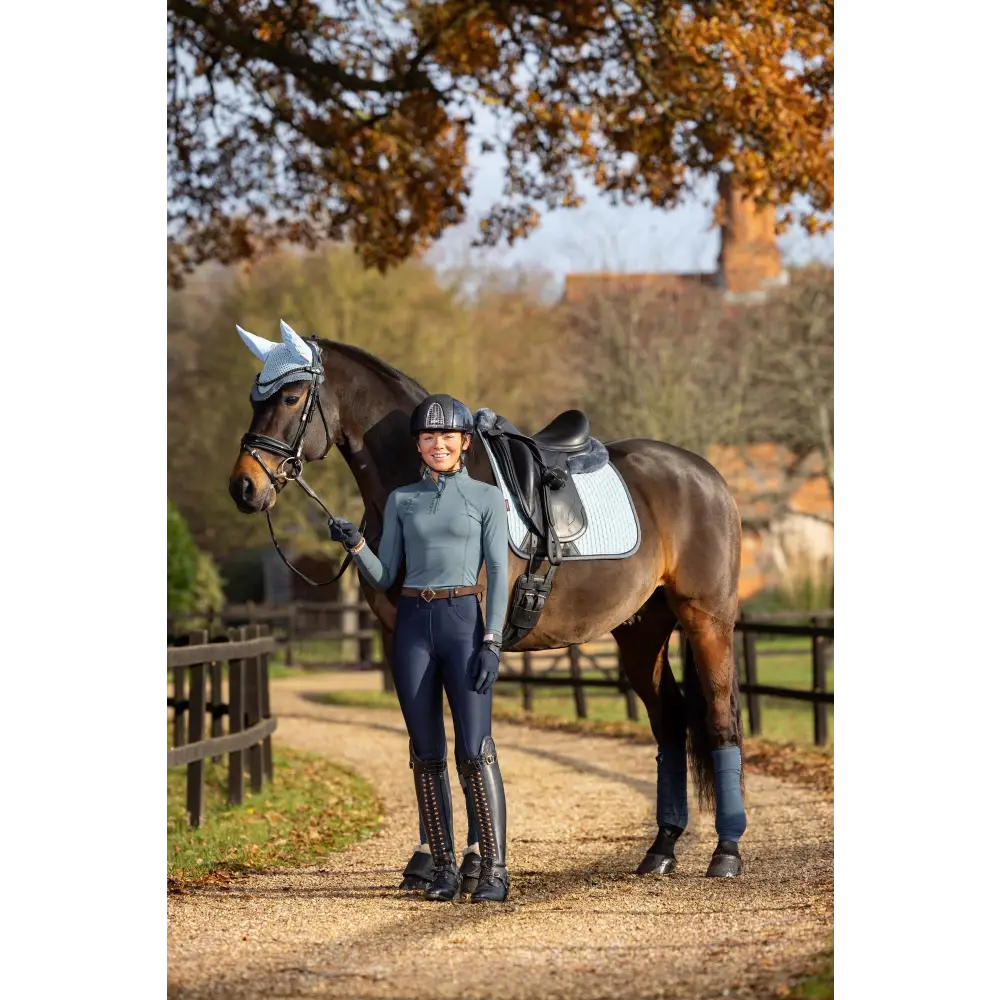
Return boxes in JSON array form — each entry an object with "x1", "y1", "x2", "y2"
[
  {"x1": 167, "y1": 744, "x2": 382, "y2": 889},
  {"x1": 784, "y1": 948, "x2": 833, "y2": 999},
  {"x1": 314, "y1": 690, "x2": 833, "y2": 794}
]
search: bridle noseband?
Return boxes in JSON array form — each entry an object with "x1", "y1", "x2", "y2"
[{"x1": 239, "y1": 339, "x2": 361, "y2": 587}]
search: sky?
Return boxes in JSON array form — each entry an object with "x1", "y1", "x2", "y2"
[{"x1": 428, "y1": 129, "x2": 834, "y2": 294}]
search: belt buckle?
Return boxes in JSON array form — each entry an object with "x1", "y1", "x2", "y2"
[{"x1": 420, "y1": 586, "x2": 436, "y2": 603}]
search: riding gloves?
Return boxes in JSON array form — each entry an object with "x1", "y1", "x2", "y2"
[
  {"x1": 474, "y1": 642, "x2": 501, "y2": 694},
  {"x1": 328, "y1": 517, "x2": 363, "y2": 549}
]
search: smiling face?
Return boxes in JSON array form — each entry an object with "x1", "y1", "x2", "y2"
[{"x1": 417, "y1": 430, "x2": 470, "y2": 474}]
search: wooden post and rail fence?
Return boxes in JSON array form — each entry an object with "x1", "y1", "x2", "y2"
[
  {"x1": 168, "y1": 604, "x2": 833, "y2": 748},
  {"x1": 167, "y1": 624, "x2": 277, "y2": 828}
]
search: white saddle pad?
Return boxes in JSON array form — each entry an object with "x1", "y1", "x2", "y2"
[{"x1": 480, "y1": 435, "x2": 641, "y2": 560}]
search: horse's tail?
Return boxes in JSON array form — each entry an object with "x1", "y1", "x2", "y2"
[{"x1": 683, "y1": 630, "x2": 745, "y2": 809}]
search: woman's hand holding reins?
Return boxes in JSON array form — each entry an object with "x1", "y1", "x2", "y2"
[{"x1": 328, "y1": 516, "x2": 363, "y2": 550}]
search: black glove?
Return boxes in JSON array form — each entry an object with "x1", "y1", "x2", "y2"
[
  {"x1": 328, "y1": 516, "x2": 363, "y2": 549},
  {"x1": 474, "y1": 642, "x2": 501, "y2": 694}
]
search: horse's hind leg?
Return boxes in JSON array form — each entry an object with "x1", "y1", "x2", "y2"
[
  {"x1": 612, "y1": 588, "x2": 687, "y2": 875},
  {"x1": 676, "y1": 601, "x2": 746, "y2": 878}
]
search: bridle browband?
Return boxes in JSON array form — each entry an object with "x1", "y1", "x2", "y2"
[{"x1": 239, "y1": 338, "x2": 362, "y2": 587}]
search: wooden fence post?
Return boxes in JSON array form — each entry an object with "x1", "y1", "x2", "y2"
[
  {"x1": 172, "y1": 656, "x2": 187, "y2": 749},
  {"x1": 340, "y1": 572, "x2": 360, "y2": 664},
  {"x1": 568, "y1": 645, "x2": 587, "y2": 719},
  {"x1": 245, "y1": 624, "x2": 265, "y2": 793},
  {"x1": 209, "y1": 641, "x2": 224, "y2": 763},
  {"x1": 358, "y1": 606, "x2": 373, "y2": 667},
  {"x1": 260, "y1": 624, "x2": 274, "y2": 783},
  {"x1": 380, "y1": 620, "x2": 396, "y2": 695},
  {"x1": 285, "y1": 605, "x2": 295, "y2": 666},
  {"x1": 186, "y1": 629, "x2": 208, "y2": 828},
  {"x1": 522, "y1": 650, "x2": 534, "y2": 713},
  {"x1": 226, "y1": 626, "x2": 245, "y2": 806},
  {"x1": 740, "y1": 613, "x2": 762, "y2": 737},
  {"x1": 811, "y1": 615, "x2": 829, "y2": 746}
]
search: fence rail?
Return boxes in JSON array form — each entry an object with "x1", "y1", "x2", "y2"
[
  {"x1": 169, "y1": 602, "x2": 834, "y2": 745},
  {"x1": 167, "y1": 625, "x2": 277, "y2": 827}
]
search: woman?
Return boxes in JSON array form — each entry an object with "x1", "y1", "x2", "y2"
[{"x1": 328, "y1": 393, "x2": 510, "y2": 903}]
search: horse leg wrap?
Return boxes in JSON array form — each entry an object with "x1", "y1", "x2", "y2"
[
  {"x1": 635, "y1": 743, "x2": 688, "y2": 875},
  {"x1": 711, "y1": 745, "x2": 747, "y2": 843},
  {"x1": 460, "y1": 736, "x2": 509, "y2": 902},
  {"x1": 702, "y1": 746, "x2": 746, "y2": 877},
  {"x1": 410, "y1": 748, "x2": 460, "y2": 901},
  {"x1": 656, "y1": 742, "x2": 689, "y2": 830}
]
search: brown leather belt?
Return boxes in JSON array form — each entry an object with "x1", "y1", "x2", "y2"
[{"x1": 400, "y1": 585, "x2": 484, "y2": 602}]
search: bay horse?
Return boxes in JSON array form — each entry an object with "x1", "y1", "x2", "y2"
[{"x1": 229, "y1": 333, "x2": 746, "y2": 879}]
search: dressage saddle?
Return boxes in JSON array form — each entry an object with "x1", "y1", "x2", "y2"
[
  {"x1": 482, "y1": 409, "x2": 593, "y2": 560},
  {"x1": 480, "y1": 409, "x2": 596, "y2": 649}
]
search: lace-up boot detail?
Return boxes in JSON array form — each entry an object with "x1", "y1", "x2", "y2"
[
  {"x1": 410, "y1": 749, "x2": 460, "y2": 901},
  {"x1": 460, "y1": 736, "x2": 509, "y2": 902}
]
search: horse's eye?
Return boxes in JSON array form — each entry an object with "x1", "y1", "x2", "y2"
[{"x1": 283, "y1": 395, "x2": 300, "y2": 406}]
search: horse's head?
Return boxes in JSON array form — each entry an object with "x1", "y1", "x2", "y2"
[{"x1": 229, "y1": 320, "x2": 337, "y2": 513}]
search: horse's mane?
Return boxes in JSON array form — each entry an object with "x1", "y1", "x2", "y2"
[{"x1": 318, "y1": 339, "x2": 429, "y2": 398}]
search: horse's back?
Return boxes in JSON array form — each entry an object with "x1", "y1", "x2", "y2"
[
  {"x1": 607, "y1": 438, "x2": 741, "y2": 615},
  {"x1": 607, "y1": 437, "x2": 736, "y2": 503}
]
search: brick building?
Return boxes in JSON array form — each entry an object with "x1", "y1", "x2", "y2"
[{"x1": 563, "y1": 176, "x2": 790, "y2": 307}]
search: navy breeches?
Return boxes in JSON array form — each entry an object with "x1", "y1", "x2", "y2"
[{"x1": 392, "y1": 594, "x2": 493, "y2": 763}]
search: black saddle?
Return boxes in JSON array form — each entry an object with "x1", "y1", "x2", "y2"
[
  {"x1": 484, "y1": 410, "x2": 592, "y2": 559},
  {"x1": 481, "y1": 409, "x2": 598, "y2": 649}
]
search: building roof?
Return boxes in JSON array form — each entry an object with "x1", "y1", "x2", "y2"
[{"x1": 562, "y1": 271, "x2": 718, "y2": 305}]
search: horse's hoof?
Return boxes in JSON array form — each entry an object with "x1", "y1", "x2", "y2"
[
  {"x1": 706, "y1": 842, "x2": 742, "y2": 878},
  {"x1": 635, "y1": 852, "x2": 677, "y2": 876},
  {"x1": 399, "y1": 850, "x2": 434, "y2": 890}
]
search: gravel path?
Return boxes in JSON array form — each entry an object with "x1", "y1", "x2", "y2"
[{"x1": 167, "y1": 674, "x2": 832, "y2": 1000}]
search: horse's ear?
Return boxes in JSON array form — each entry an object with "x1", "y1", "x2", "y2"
[
  {"x1": 279, "y1": 319, "x2": 312, "y2": 363},
  {"x1": 237, "y1": 325, "x2": 278, "y2": 362}
]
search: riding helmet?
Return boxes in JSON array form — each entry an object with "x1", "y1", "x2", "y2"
[{"x1": 410, "y1": 394, "x2": 475, "y2": 436}]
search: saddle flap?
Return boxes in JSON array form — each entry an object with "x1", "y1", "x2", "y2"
[{"x1": 507, "y1": 439, "x2": 538, "y2": 519}]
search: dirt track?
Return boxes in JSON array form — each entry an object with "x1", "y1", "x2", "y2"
[{"x1": 167, "y1": 674, "x2": 833, "y2": 1000}]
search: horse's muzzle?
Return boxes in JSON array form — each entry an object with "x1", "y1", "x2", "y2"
[{"x1": 229, "y1": 472, "x2": 275, "y2": 513}]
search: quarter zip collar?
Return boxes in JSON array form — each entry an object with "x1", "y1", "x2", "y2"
[{"x1": 421, "y1": 464, "x2": 468, "y2": 486}]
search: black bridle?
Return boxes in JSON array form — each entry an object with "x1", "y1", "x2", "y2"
[{"x1": 240, "y1": 339, "x2": 360, "y2": 587}]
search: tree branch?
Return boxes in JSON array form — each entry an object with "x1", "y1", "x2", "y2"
[{"x1": 168, "y1": 0, "x2": 435, "y2": 95}]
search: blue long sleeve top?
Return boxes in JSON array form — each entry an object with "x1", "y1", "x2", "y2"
[{"x1": 352, "y1": 466, "x2": 509, "y2": 635}]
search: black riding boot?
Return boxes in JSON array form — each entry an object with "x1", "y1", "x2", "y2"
[
  {"x1": 460, "y1": 736, "x2": 510, "y2": 903},
  {"x1": 456, "y1": 754, "x2": 482, "y2": 895},
  {"x1": 410, "y1": 750, "x2": 461, "y2": 902}
]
